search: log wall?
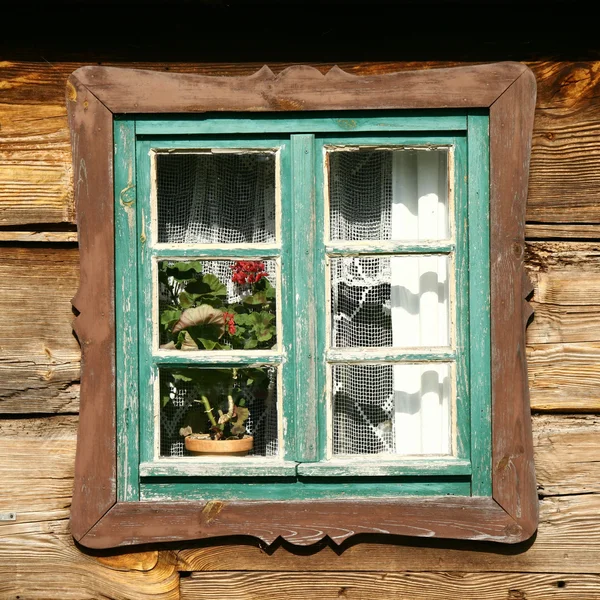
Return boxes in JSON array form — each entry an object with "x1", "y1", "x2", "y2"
[{"x1": 2, "y1": 31, "x2": 600, "y2": 598}]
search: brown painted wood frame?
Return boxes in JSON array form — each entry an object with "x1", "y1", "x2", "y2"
[{"x1": 67, "y1": 62, "x2": 537, "y2": 549}]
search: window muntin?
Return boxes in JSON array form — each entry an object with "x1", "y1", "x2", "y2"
[{"x1": 120, "y1": 116, "x2": 485, "y2": 498}]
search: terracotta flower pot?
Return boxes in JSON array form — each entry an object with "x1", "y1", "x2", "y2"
[{"x1": 184, "y1": 435, "x2": 253, "y2": 456}]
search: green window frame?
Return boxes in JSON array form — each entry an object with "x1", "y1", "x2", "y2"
[
  {"x1": 68, "y1": 63, "x2": 537, "y2": 549},
  {"x1": 114, "y1": 112, "x2": 491, "y2": 501}
]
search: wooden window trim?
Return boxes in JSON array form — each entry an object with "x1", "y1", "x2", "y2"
[{"x1": 67, "y1": 63, "x2": 537, "y2": 549}]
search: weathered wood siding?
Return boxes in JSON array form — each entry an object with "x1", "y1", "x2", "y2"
[{"x1": 2, "y1": 55, "x2": 600, "y2": 597}]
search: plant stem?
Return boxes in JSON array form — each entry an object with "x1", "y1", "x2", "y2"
[{"x1": 201, "y1": 395, "x2": 217, "y2": 427}]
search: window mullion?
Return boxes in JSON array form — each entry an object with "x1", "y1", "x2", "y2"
[{"x1": 290, "y1": 133, "x2": 320, "y2": 462}]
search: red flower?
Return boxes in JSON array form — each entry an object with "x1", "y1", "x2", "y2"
[
  {"x1": 230, "y1": 260, "x2": 269, "y2": 285},
  {"x1": 222, "y1": 311, "x2": 236, "y2": 335}
]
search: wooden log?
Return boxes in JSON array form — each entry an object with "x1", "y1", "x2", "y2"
[
  {"x1": 526, "y1": 224, "x2": 600, "y2": 239},
  {"x1": 0, "y1": 416, "x2": 75, "y2": 524},
  {"x1": 526, "y1": 242, "x2": 600, "y2": 345},
  {"x1": 527, "y1": 343, "x2": 600, "y2": 411},
  {"x1": 0, "y1": 103, "x2": 73, "y2": 226},
  {"x1": 533, "y1": 415, "x2": 600, "y2": 495},
  {"x1": 0, "y1": 246, "x2": 80, "y2": 414},
  {"x1": 3, "y1": 61, "x2": 600, "y2": 226},
  {"x1": 0, "y1": 231, "x2": 77, "y2": 243},
  {"x1": 180, "y1": 571, "x2": 600, "y2": 599}
]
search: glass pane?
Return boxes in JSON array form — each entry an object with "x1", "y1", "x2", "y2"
[
  {"x1": 332, "y1": 363, "x2": 451, "y2": 456},
  {"x1": 330, "y1": 256, "x2": 450, "y2": 348},
  {"x1": 159, "y1": 366, "x2": 278, "y2": 458},
  {"x1": 329, "y1": 148, "x2": 449, "y2": 241},
  {"x1": 156, "y1": 152, "x2": 277, "y2": 244},
  {"x1": 158, "y1": 259, "x2": 277, "y2": 351}
]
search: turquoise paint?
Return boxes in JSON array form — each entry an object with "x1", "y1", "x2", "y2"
[
  {"x1": 116, "y1": 113, "x2": 493, "y2": 502},
  {"x1": 135, "y1": 140, "x2": 156, "y2": 464},
  {"x1": 467, "y1": 111, "x2": 492, "y2": 496},
  {"x1": 291, "y1": 134, "x2": 319, "y2": 462},
  {"x1": 139, "y1": 460, "x2": 299, "y2": 478},
  {"x1": 152, "y1": 246, "x2": 281, "y2": 258},
  {"x1": 135, "y1": 111, "x2": 468, "y2": 136},
  {"x1": 140, "y1": 477, "x2": 471, "y2": 501},
  {"x1": 297, "y1": 458, "x2": 471, "y2": 477},
  {"x1": 152, "y1": 352, "x2": 283, "y2": 366},
  {"x1": 453, "y1": 136, "x2": 471, "y2": 463},
  {"x1": 325, "y1": 241, "x2": 455, "y2": 255},
  {"x1": 114, "y1": 119, "x2": 140, "y2": 501}
]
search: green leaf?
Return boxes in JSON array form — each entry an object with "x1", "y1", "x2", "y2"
[
  {"x1": 255, "y1": 329, "x2": 273, "y2": 342},
  {"x1": 184, "y1": 279, "x2": 212, "y2": 296},
  {"x1": 234, "y1": 313, "x2": 253, "y2": 326},
  {"x1": 196, "y1": 337, "x2": 226, "y2": 351},
  {"x1": 179, "y1": 331, "x2": 199, "y2": 351},
  {"x1": 244, "y1": 338, "x2": 258, "y2": 349},
  {"x1": 264, "y1": 278, "x2": 276, "y2": 299},
  {"x1": 166, "y1": 261, "x2": 203, "y2": 281},
  {"x1": 160, "y1": 309, "x2": 181, "y2": 326},
  {"x1": 178, "y1": 291, "x2": 195, "y2": 309},
  {"x1": 202, "y1": 273, "x2": 228, "y2": 296},
  {"x1": 172, "y1": 305, "x2": 226, "y2": 335},
  {"x1": 242, "y1": 291, "x2": 268, "y2": 305},
  {"x1": 249, "y1": 311, "x2": 276, "y2": 343}
]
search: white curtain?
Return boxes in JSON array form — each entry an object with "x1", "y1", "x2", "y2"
[{"x1": 391, "y1": 150, "x2": 451, "y2": 455}]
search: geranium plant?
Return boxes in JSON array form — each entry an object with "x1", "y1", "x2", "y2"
[{"x1": 159, "y1": 260, "x2": 276, "y2": 443}]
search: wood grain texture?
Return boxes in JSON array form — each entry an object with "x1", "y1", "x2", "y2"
[
  {"x1": 67, "y1": 75, "x2": 116, "y2": 541},
  {"x1": 528, "y1": 343, "x2": 600, "y2": 411},
  {"x1": 0, "y1": 523, "x2": 179, "y2": 600},
  {"x1": 0, "y1": 102, "x2": 73, "y2": 226},
  {"x1": 0, "y1": 246, "x2": 80, "y2": 414},
  {"x1": 0, "y1": 415, "x2": 178, "y2": 598},
  {"x1": 526, "y1": 224, "x2": 600, "y2": 239},
  {"x1": 180, "y1": 571, "x2": 600, "y2": 599},
  {"x1": 489, "y1": 68, "x2": 538, "y2": 535},
  {"x1": 526, "y1": 242, "x2": 600, "y2": 345},
  {"x1": 0, "y1": 231, "x2": 77, "y2": 242},
  {"x1": 73, "y1": 62, "x2": 525, "y2": 112},
  {"x1": 81, "y1": 497, "x2": 520, "y2": 549},
  {"x1": 0, "y1": 416, "x2": 75, "y2": 524},
  {"x1": 534, "y1": 415, "x2": 600, "y2": 496},
  {"x1": 3, "y1": 61, "x2": 600, "y2": 226}
]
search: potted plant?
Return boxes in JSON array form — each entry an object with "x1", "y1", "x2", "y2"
[{"x1": 159, "y1": 260, "x2": 276, "y2": 456}]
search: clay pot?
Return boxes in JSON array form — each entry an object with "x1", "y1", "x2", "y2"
[{"x1": 184, "y1": 435, "x2": 253, "y2": 456}]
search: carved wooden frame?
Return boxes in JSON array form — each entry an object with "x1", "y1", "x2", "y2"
[{"x1": 67, "y1": 62, "x2": 537, "y2": 549}]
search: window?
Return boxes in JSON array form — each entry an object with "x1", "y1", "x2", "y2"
[{"x1": 68, "y1": 63, "x2": 537, "y2": 548}]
